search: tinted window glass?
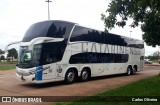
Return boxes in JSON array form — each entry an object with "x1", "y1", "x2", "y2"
[
  {"x1": 32, "y1": 44, "x2": 42, "y2": 67},
  {"x1": 70, "y1": 26, "x2": 144, "y2": 49},
  {"x1": 127, "y1": 39, "x2": 144, "y2": 48},
  {"x1": 40, "y1": 41, "x2": 66, "y2": 65},
  {"x1": 70, "y1": 26, "x2": 93, "y2": 42},
  {"x1": 70, "y1": 26, "x2": 126, "y2": 45},
  {"x1": 22, "y1": 21, "x2": 52, "y2": 42},
  {"x1": 47, "y1": 22, "x2": 73, "y2": 39},
  {"x1": 17, "y1": 45, "x2": 42, "y2": 69},
  {"x1": 22, "y1": 21, "x2": 74, "y2": 42},
  {"x1": 69, "y1": 52, "x2": 128, "y2": 64}
]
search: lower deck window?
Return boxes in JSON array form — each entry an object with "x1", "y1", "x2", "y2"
[{"x1": 69, "y1": 52, "x2": 128, "y2": 64}]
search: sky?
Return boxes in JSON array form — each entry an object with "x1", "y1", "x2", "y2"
[{"x1": 0, "y1": 0, "x2": 158, "y2": 56}]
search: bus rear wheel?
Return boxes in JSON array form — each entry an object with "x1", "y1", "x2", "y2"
[
  {"x1": 132, "y1": 66, "x2": 137, "y2": 75},
  {"x1": 126, "y1": 66, "x2": 132, "y2": 76},
  {"x1": 65, "y1": 69, "x2": 76, "y2": 83},
  {"x1": 80, "y1": 69, "x2": 90, "y2": 82}
]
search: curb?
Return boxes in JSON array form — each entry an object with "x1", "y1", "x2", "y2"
[{"x1": 144, "y1": 64, "x2": 160, "y2": 66}]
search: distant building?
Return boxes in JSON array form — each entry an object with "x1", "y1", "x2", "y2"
[
  {"x1": 0, "y1": 54, "x2": 4, "y2": 59},
  {"x1": 6, "y1": 57, "x2": 17, "y2": 62}
]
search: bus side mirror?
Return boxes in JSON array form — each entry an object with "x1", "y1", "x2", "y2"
[{"x1": 5, "y1": 41, "x2": 21, "y2": 53}]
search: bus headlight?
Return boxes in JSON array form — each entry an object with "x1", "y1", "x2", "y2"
[{"x1": 29, "y1": 69, "x2": 37, "y2": 74}]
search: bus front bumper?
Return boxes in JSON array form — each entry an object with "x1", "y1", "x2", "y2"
[{"x1": 16, "y1": 73, "x2": 35, "y2": 82}]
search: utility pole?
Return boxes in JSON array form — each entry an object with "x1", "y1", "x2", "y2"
[
  {"x1": 158, "y1": 46, "x2": 160, "y2": 64},
  {"x1": 129, "y1": 31, "x2": 132, "y2": 38},
  {"x1": 45, "y1": 0, "x2": 52, "y2": 20}
]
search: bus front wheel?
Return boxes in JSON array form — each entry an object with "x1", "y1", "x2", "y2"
[{"x1": 65, "y1": 69, "x2": 75, "y2": 83}]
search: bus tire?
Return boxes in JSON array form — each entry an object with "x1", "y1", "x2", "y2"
[
  {"x1": 132, "y1": 66, "x2": 137, "y2": 75},
  {"x1": 126, "y1": 66, "x2": 132, "y2": 76},
  {"x1": 80, "y1": 68, "x2": 90, "y2": 82},
  {"x1": 65, "y1": 69, "x2": 76, "y2": 83}
]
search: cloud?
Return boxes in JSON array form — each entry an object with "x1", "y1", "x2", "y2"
[{"x1": 0, "y1": 0, "x2": 158, "y2": 56}]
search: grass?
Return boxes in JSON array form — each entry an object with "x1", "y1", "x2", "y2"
[
  {"x1": 0, "y1": 66, "x2": 16, "y2": 70},
  {"x1": 0, "y1": 61, "x2": 17, "y2": 64},
  {"x1": 152, "y1": 60, "x2": 159, "y2": 64},
  {"x1": 54, "y1": 76, "x2": 160, "y2": 105},
  {"x1": 0, "y1": 61, "x2": 16, "y2": 70}
]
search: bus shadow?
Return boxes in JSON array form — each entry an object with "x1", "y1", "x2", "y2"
[
  {"x1": 89, "y1": 73, "x2": 140, "y2": 81},
  {"x1": 21, "y1": 73, "x2": 140, "y2": 88},
  {"x1": 21, "y1": 81, "x2": 66, "y2": 89}
]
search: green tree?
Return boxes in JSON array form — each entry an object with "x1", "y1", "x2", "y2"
[
  {"x1": 101, "y1": 0, "x2": 160, "y2": 47},
  {"x1": 145, "y1": 51, "x2": 159, "y2": 61},
  {"x1": 7, "y1": 48, "x2": 18, "y2": 62},
  {"x1": 152, "y1": 51, "x2": 159, "y2": 57},
  {"x1": 0, "y1": 55, "x2": 5, "y2": 61},
  {"x1": 0, "y1": 49, "x2": 4, "y2": 54}
]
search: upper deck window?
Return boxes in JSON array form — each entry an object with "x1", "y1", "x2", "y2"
[
  {"x1": 22, "y1": 21, "x2": 74, "y2": 42},
  {"x1": 70, "y1": 25, "x2": 144, "y2": 49}
]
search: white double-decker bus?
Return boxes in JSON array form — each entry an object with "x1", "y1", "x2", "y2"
[{"x1": 6, "y1": 20, "x2": 144, "y2": 83}]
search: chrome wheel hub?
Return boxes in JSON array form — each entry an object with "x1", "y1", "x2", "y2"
[
  {"x1": 67, "y1": 72, "x2": 75, "y2": 82},
  {"x1": 82, "y1": 71, "x2": 88, "y2": 80},
  {"x1": 127, "y1": 68, "x2": 131, "y2": 75}
]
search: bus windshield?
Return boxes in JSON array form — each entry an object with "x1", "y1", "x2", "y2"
[
  {"x1": 17, "y1": 41, "x2": 66, "y2": 69},
  {"x1": 18, "y1": 45, "x2": 42, "y2": 68},
  {"x1": 18, "y1": 46, "x2": 33, "y2": 68}
]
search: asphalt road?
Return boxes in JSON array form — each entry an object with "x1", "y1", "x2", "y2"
[{"x1": 0, "y1": 65, "x2": 159, "y2": 105}]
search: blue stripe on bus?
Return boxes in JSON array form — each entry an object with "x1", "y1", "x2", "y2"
[{"x1": 35, "y1": 66, "x2": 43, "y2": 80}]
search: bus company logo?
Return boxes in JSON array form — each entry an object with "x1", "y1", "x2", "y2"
[{"x1": 2, "y1": 97, "x2": 11, "y2": 102}]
